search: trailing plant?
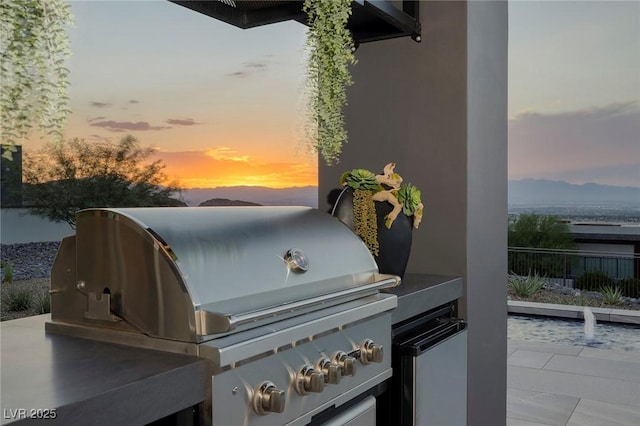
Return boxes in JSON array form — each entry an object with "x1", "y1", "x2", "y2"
[
  {"x1": 599, "y1": 285, "x2": 623, "y2": 306},
  {"x1": 0, "y1": 0, "x2": 74, "y2": 158},
  {"x1": 339, "y1": 163, "x2": 424, "y2": 255},
  {"x1": 303, "y1": 0, "x2": 356, "y2": 165},
  {"x1": 508, "y1": 272, "x2": 546, "y2": 297},
  {"x1": 3, "y1": 286, "x2": 33, "y2": 312}
]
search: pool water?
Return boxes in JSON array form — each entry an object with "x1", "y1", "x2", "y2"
[{"x1": 508, "y1": 315, "x2": 640, "y2": 352}]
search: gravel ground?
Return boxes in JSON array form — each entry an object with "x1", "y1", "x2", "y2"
[{"x1": 1, "y1": 242, "x2": 59, "y2": 321}]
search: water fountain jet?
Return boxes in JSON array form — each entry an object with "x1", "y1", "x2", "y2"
[{"x1": 583, "y1": 307, "x2": 596, "y2": 340}]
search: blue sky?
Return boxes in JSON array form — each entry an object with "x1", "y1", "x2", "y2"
[{"x1": 30, "y1": 0, "x2": 640, "y2": 188}]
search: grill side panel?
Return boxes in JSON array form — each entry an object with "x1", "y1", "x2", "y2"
[{"x1": 51, "y1": 210, "x2": 198, "y2": 342}]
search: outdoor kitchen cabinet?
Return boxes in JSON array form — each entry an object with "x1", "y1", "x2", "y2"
[
  {"x1": 380, "y1": 274, "x2": 468, "y2": 426},
  {"x1": 1, "y1": 207, "x2": 465, "y2": 426}
]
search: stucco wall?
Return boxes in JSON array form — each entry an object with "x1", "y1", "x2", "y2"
[{"x1": 1, "y1": 209, "x2": 72, "y2": 244}]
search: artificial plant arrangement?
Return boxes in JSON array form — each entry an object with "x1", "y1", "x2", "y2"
[
  {"x1": 0, "y1": 0, "x2": 74, "y2": 159},
  {"x1": 340, "y1": 163, "x2": 424, "y2": 256},
  {"x1": 303, "y1": 0, "x2": 356, "y2": 165}
]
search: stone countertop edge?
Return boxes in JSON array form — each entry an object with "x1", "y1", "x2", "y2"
[{"x1": 383, "y1": 273, "x2": 464, "y2": 325}]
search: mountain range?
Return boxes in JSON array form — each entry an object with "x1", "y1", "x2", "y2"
[
  {"x1": 181, "y1": 186, "x2": 318, "y2": 207},
  {"x1": 508, "y1": 179, "x2": 640, "y2": 206},
  {"x1": 180, "y1": 180, "x2": 639, "y2": 209}
]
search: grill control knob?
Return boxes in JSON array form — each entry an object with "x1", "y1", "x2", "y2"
[
  {"x1": 333, "y1": 351, "x2": 356, "y2": 377},
  {"x1": 295, "y1": 365, "x2": 324, "y2": 395},
  {"x1": 252, "y1": 381, "x2": 286, "y2": 415},
  {"x1": 317, "y1": 358, "x2": 341, "y2": 385},
  {"x1": 360, "y1": 339, "x2": 384, "y2": 364}
]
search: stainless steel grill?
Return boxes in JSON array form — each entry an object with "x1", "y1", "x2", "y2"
[{"x1": 46, "y1": 206, "x2": 399, "y2": 425}]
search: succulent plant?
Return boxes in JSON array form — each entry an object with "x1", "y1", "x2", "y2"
[
  {"x1": 397, "y1": 184, "x2": 422, "y2": 216},
  {"x1": 341, "y1": 169, "x2": 380, "y2": 191}
]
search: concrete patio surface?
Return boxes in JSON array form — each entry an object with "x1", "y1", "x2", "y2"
[{"x1": 508, "y1": 339, "x2": 640, "y2": 426}]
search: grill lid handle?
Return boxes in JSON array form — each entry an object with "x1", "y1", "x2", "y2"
[{"x1": 196, "y1": 274, "x2": 400, "y2": 336}]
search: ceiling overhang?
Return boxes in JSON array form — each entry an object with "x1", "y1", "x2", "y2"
[{"x1": 170, "y1": 0, "x2": 421, "y2": 44}]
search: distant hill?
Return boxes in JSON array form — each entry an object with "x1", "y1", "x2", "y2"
[
  {"x1": 509, "y1": 179, "x2": 640, "y2": 206},
  {"x1": 199, "y1": 198, "x2": 261, "y2": 207},
  {"x1": 182, "y1": 186, "x2": 318, "y2": 207}
]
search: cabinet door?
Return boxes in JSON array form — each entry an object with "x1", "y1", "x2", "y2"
[{"x1": 414, "y1": 330, "x2": 467, "y2": 426}]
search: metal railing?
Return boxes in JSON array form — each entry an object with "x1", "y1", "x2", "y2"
[{"x1": 508, "y1": 247, "x2": 640, "y2": 298}]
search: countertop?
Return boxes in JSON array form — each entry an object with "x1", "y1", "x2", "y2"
[
  {"x1": 0, "y1": 315, "x2": 208, "y2": 426},
  {"x1": 383, "y1": 273, "x2": 464, "y2": 325},
  {"x1": 0, "y1": 274, "x2": 462, "y2": 425}
]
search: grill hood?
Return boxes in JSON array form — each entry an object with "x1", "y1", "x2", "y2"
[{"x1": 50, "y1": 207, "x2": 398, "y2": 343}]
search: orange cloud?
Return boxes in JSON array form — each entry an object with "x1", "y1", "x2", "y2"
[{"x1": 154, "y1": 149, "x2": 317, "y2": 189}]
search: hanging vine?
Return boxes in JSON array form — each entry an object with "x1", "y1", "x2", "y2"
[
  {"x1": 0, "y1": 0, "x2": 73, "y2": 159},
  {"x1": 303, "y1": 0, "x2": 356, "y2": 165}
]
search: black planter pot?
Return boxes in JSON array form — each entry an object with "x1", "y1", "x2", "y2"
[{"x1": 331, "y1": 187, "x2": 412, "y2": 278}]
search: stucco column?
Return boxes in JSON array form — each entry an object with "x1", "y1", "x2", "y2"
[{"x1": 318, "y1": 1, "x2": 508, "y2": 424}]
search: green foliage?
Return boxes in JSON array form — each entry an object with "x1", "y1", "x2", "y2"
[
  {"x1": 34, "y1": 291, "x2": 51, "y2": 314},
  {"x1": 599, "y1": 285, "x2": 623, "y2": 305},
  {"x1": 22, "y1": 135, "x2": 183, "y2": 227},
  {"x1": 0, "y1": 0, "x2": 74, "y2": 156},
  {"x1": 1, "y1": 261, "x2": 14, "y2": 284},
  {"x1": 508, "y1": 214, "x2": 575, "y2": 249},
  {"x1": 575, "y1": 271, "x2": 615, "y2": 292},
  {"x1": 508, "y1": 273, "x2": 546, "y2": 297},
  {"x1": 304, "y1": 0, "x2": 356, "y2": 165},
  {"x1": 397, "y1": 184, "x2": 422, "y2": 216},
  {"x1": 342, "y1": 169, "x2": 379, "y2": 191},
  {"x1": 618, "y1": 277, "x2": 640, "y2": 299},
  {"x1": 508, "y1": 214, "x2": 575, "y2": 276},
  {"x1": 3, "y1": 286, "x2": 33, "y2": 311}
]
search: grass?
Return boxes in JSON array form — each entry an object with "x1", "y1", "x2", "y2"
[
  {"x1": 1, "y1": 261, "x2": 14, "y2": 284},
  {"x1": 2, "y1": 286, "x2": 33, "y2": 312},
  {"x1": 33, "y1": 292, "x2": 51, "y2": 314}
]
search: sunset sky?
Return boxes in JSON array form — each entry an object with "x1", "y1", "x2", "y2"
[{"x1": 23, "y1": 0, "x2": 640, "y2": 189}]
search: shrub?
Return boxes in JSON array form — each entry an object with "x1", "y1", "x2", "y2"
[
  {"x1": 575, "y1": 271, "x2": 614, "y2": 292},
  {"x1": 1, "y1": 261, "x2": 14, "y2": 284},
  {"x1": 508, "y1": 214, "x2": 575, "y2": 277},
  {"x1": 34, "y1": 292, "x2": 51, "y2": 314},
  {"x1": 3, "y1": 287, "x2": 33, "y2": 312},
  {"x1": 599, "y1": 285, "x2": 624, "y2": 305},
  {"x1": 508, "y1": 273, "x2": 545, "y2": 297},
  {"x1": 618, "y1": 277, "x2": 640, "y2": 299}
]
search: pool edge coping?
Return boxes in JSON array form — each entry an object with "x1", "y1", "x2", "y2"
[{"x1": 507, "y1": 300, "x2": 640, "y2": 325}]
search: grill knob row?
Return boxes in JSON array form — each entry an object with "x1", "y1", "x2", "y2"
[{"x1": 253, "y1": 381, "x2": 286, "y2": 415}]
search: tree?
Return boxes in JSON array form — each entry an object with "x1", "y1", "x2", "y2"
[
  {"x1": 508, "y1": 214, "x2": 576, "y2": 276},
  {"x1": 23, "y1": 135, "x2": 183, "y2": 227}
]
